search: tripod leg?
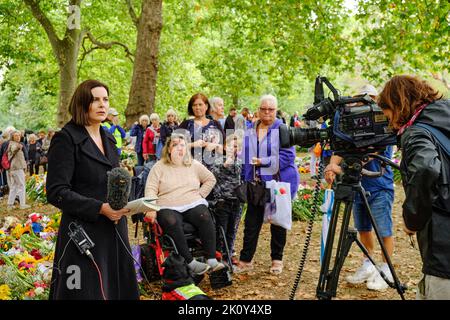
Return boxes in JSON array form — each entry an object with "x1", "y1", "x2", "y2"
[
  {"x1": 353, "y1": 237, "x2": 378, "y2": 270},
  {"x1": 317, "y1": 198, "x2": 342, "y2": 299},
  {"x1": 219, "y1": 226, "x2": 233, "y2": 272},
  {"x1": 317, "y1": 188, "x2": 357, "y2": 300},
  {"x1": 357, "y1": 188, "x2": 406, "y2": 299},
  {"x1": 325, "y1": 200, "x2": 355, "y2": 297}
]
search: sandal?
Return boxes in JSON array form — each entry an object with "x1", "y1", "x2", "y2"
[
  {"x1": 234, "y1": 261, "x2": 254, "y2": 274},
  {"x1": 270, "y1": 260, "x2": 283, "y2": 274}
]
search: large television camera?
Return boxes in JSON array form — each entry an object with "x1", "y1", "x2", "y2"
[{"x1": 282, "y1": 76, "x2": 396, "y2": 155}]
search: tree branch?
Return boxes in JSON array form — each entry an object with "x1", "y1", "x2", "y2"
[
  {"x1": 78, "y1": 35, "x2": 96, "y2": 71},
  {"x1": 23, "y1": 0, "x2": 62, "y2": 57},
  {"x1": 125, "y1": 0, "x2": 139, "y2": 27},
  {"x1": 84, "y1": 31, "x2": 135, "y2": 63}
]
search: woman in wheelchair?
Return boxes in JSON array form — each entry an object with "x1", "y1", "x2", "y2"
[{"x1": 144, "y1": 133, "x2": 225, "y2": 275}]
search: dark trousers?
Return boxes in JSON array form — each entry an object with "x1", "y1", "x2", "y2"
[
  {"x1": 239, "y1": 203, "x2": 287, "y2": 262},
  {"x1": 136, "y1": 151, "x2": 144, "y2": 167},
  {"x1": 157, "y1": 204, "x2": 216, "y2": 264},
  {"x1": 0, "y1": 169, "x2": 7, "y2": 197},
  {"x1": 29, "y1": 161, "x2": 39, "y2": 176},
  {"x1": 214, "y1": 199, "x2": 241, "y2": 256}
]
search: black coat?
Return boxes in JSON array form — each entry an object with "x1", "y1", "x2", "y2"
[
  {"x1": 224, "y1": 115, "x2": 235, "y2": 136},
  {"x1": 46, "y1": 121, "x2": 139, "y2": 300},
  {"x1": 400, "y1": 100, "x2": 450, "y2": 279},
  {"x1": 160, "y1": 121, "x2": 178, "y2": 146}
]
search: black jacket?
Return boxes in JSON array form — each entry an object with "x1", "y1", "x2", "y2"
[
  {"x1": 400, "y1": 99, "x2": 450, "y2": 279},
  {"x1": 46, "y1": 121, "x2": 139, "y2": 300},
  {"x1": 160, "y1": 121, "x2": 178, "y2": 146},
  {"x1": 224, "y1": 115, "x2": 235, "y2": 135}
]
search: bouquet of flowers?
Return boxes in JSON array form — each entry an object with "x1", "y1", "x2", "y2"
[
  {"x1": 26, "y1": 174, "x2": 47, "y2": 203},
  {"x1": 120, "y1": 148, "x2": 138, "y2": 173},
  {"x1": 292, "y1": 182, "x2": 326, "y2": 221},
  {"x1": 0, "y1": 212, "x2": 60, "y2": 300},
  {"x1": 295, "y1": 156, "x2": 311, "y2": 174}
]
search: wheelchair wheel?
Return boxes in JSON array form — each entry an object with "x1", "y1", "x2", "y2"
[{"x1": 140, "y1": 244, "x2": 161, "y2": 282}]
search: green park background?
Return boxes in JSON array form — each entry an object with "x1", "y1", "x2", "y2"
[{"x1": 0, "y1": 0, "x2": 449, "y2": 130}]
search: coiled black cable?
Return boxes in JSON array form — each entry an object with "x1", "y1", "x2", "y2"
[{"x1": 289, "y1": 153, "x2": 325, "y2": 300}]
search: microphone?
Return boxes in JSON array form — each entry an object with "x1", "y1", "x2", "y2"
[{"x1": 107, "y1": 167, "x2": 132, "y2": 212}]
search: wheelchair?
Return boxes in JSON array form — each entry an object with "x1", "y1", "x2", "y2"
[{"x1": 138, "y1": 200, "x2": 233, "y2": 289}]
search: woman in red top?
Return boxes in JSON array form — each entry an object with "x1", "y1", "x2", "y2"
[{"x1": 142, "y1": 113, "x2": 160, "y2": 162}]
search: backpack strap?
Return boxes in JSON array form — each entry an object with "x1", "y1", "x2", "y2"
[{"x1": 414, "y1": 122, "x2": 450, "y2": 156}]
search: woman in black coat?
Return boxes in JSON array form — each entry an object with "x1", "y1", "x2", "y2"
[
  {"x1": 46, "y1": 80, "x2": 139, "y2": 300},
  {"x1": 378, "y1": 75, "x2": 450, "y2": 299}
]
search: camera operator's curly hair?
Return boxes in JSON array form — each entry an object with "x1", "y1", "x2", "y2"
[{"x1": 377, "y1": 75, "x2": 442, "y2": 128}]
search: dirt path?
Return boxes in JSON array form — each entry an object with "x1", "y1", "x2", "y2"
[
  {"x1": 1, "y1": 181, "x2": 422, "y2": 300},
  {"x1": 134, "y1": 180, "x2": 422, "y2": 300}
]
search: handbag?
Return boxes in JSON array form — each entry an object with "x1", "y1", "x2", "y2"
[
  {"x1": 1, "y1": 143, "x2": 16, "y2": 170},
  {"x1": 234, "y1": 182, "x2": 247, "y2": 203},
  {"x1": 264, "y1": 179, "x2": 292, "y2": 230},
  {"x1": 234, "y1": 165, "x2": 269, "y2": 206},
  {"x1": 1, "y1": 152, "x2": 11, "y2": 170}
]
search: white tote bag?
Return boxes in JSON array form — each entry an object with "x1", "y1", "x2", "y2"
[{"x1": 264, "y1": 180, "x2": 292, "y2": 230}]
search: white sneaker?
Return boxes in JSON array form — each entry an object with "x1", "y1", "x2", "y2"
[
  {"x1": 367, "y1": 264, "x2": 393, "y2": 291},
  {"x1": 20, "y1": 204, "x2": 31, "y2": 209},
  {"x1": 346, "y1": 262, "x2": 377, "y2": 284}
]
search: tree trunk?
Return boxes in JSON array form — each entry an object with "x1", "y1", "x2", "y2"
[
  {"x1": 24, "y1": 0, "x2": 82, "y2": 128},
  {"x1": 57, "y1": 37, "x2": 81, "y2": 127},
  {"x1": 125, "y1": 0, "x2": 163, "y2": 128},
  {"x1": 232, "y1": 95, "x2": 239, "y2": 108}
]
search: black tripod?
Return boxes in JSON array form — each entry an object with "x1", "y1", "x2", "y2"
[{"x1": 316, "y1": 153, "x2": 407, "y2": 300}]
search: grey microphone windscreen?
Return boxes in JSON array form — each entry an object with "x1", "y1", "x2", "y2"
[{"x1": 107, "y1": 167, "x2": 132, "y2": 210}]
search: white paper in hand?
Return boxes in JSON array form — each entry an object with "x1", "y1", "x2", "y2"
[{"x1": 124, "y1": 197, "x2": 160, "y2": 215}]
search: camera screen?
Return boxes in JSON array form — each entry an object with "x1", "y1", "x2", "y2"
[{"x1": 353, "y1": 116, "x2": 371, "y2": 129}]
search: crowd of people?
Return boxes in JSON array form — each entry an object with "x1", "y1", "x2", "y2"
[
  {"x1": 1, "y1": 74, "x2": 449, "y2": 300},
  {"x1": 0, "y1": 127, "x2": 54, "y2": 209}
]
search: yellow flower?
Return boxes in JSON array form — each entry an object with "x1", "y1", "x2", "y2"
[
  {"x1": 13, "y1": 252, "x2": 36, "y2": 265},
  {"x1": 11, "y1": 224, "x2": 25, "y2": 239},
  {"x1": 42, "y1": 252, "x2": 54, "y2": 262},
  {"x1": 0, "y1": 284, "x2": 11, "y2": 300},
  {"x1": 43, "y1": 227, "x2": 54, "y2": 233}
]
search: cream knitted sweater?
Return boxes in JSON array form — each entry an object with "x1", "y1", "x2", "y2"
[
  {"x1": 8, "y1": 141, "x2": 27, "y2": 171},
  {"x1": 144, "y1": 159, "x2": 216, "y2": 207}
]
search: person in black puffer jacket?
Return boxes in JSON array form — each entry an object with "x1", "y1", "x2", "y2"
[
  {"x1": 378, "y1": 75, "x2": 450, "y2": 300},
  {"x1": 209, "y1": 134, "x2": 243, "y2": 258}
]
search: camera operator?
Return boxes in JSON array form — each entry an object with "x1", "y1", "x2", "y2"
[
  {"x1": 324, "y1": 84, "x2": 396, "y2": 291},
  {"x1": 378, "y1": 75, "x2": 450, "y2": 300}
]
